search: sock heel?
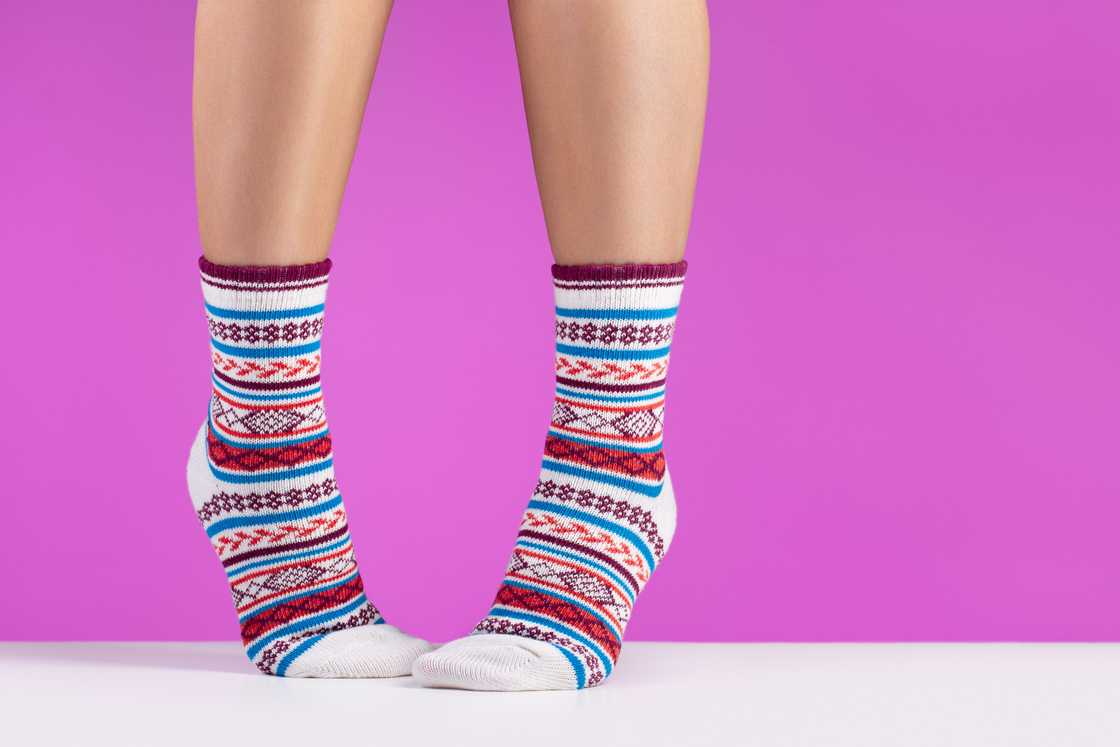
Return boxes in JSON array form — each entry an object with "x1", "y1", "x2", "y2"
[
  {"x1": 653, "y1": 466, "x2": 678, "y2": 556},
  {"x1": 185, "y1": 421, "x2": 211, "y2": 512}
]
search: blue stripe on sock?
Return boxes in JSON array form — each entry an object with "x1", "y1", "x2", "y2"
[
  {"x1": 486, "y1": 608, "x2": 612, "y2": 678},
  {"x1": 205, "y1": 303, "x2": 324, "y2": 320},
  {"x1": 503, "y1": 580, "x2": 621, "y2": 643},
  {"x1": 206, "y1": 494, "x2": 343, "y2": 537},
  {"x1": 555, "y1": 306, "x2": 677, "y2": 320},
  {"x1": 211, "y1": 338, "x2": 320, "y2": 359},
  {"x1": 516, "y1": 539, "x2": 636, "y2": 603},
  {"x1": 275, "y1": 634, "x2": 326, "y2": 676},
  {"x1": 540, "y1": 459, "x2": 664, "y2": 499},
  {"x1": 555, "y1": 343, "x2": 669, "y2": 361},
  {"x1": 209, "y1": 459, "x2": 333, "y2": 485},
  {"x1": 553, "y1": 386, "x2": 664, "y2": 404},
  {"x1": 553, "y1": 644, "x2": 587, "y2": 689},
  {"x1": 226, "y1": 535, "x2": 351, "y2": 579},
  {"x1": 246, "y1": 594, "x2": 368, "y2": 659},
  {"x1": 547, "y1": 429, "x2": 663, "y2": 454},
  {"x1": 527, "y1": 497, "x2": 657, "y2": 571},
  {"x1": 212, "y1": 375, "x2": 321, "y2": 402}
]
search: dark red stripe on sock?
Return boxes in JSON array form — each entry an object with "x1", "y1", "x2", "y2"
[
  {"x1": 493, "y1": 583, "x2": 621, "y2": 661},
  {"x1": 208, "y1": 430, "x2": 332, "y2": 473},
  {"x1": 554, "y1": 376, "x2": 667, "y2": 393},
  {"x1": 239, "y1": 575, "x2": 365, "y2": 644},
  {"x1": 544, "y1": 436, "x2": 665, "y2": 481},
  {"x1": 213, "y1": 369, "x2": 321, "y2": 392},
  {"x1": 551, "y1": 261, "x2": 687, "y2": 282},
  {"x1": 553, "y1": 280, "x2": 684, "y2": 292},
  {"x1": 199, "y1": 256, "x2": 332, "y2": 283}
]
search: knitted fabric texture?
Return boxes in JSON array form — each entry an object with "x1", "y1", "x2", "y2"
[
  {"x1": 414, "y1": 261, "x2": 686, "y2": 690},
  {"x1": 187, "y1": 258, "x2": 428, "y2": 677}
]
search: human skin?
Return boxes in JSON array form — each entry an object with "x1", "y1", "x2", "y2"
[
  {"x1": 509, "y1": 0, "x2": 710, "y2": 265},
  {"x1": 193, "y1": 0, "x2": 393, "y2": 265},
  {"x1": 193, "y1": 0, "x2": 709, "y2": 266}
]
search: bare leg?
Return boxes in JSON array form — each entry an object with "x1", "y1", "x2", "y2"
[
  {"x1": 411, "y1": 2, "x2": 709, "y2": 692},
  {"x1": 509, "y1": 0, "x2": 710, "y2": 264},
  {"x1": 194, "y1": 0, "x2": 394, "y2": 265}
]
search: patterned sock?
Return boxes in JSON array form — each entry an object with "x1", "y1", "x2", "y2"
[
  {"x1": 186, "y1": 258, "x2": 430, "y2": 677},
  {"x1": 413, "y1": 261, "x2": 686, "y2": 690}
]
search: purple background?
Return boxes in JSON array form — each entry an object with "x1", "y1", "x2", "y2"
[{"x1": 2, "y1": 2, "x2": 1118, "y2": 642}]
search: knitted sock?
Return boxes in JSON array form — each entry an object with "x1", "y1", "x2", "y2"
[
  {"x1": 413, "y1": 261, "x2": 687, "y2": 690},
  {"x1": 186, "y1": 258, "x2": 430, "y2": 677}
]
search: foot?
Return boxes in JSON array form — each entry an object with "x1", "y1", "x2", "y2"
[
  {"x1": 189, "y1": 258, "x2": 430, "y2": 676},
  {"x1": 413, "y1": 262, "x2": 687, "y2": 690}
]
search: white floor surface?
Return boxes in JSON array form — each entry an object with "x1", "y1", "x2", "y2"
[{"x1": 1, "y1": 642, "x2": 1117, "y2": 746}]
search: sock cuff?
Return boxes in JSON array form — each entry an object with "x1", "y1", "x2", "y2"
[
  {"x1": 199, "y1": 257, "x2": 332, "y2": 311},
  {"x1": 552, "y1": 261, "x2": 686, "y2": 314},
  {"x1": 551, "y1": 261, "x2": 687, "y2": 284},
  {"x1": 199, "y1": 256, "x2": 332, "y2": 288}
]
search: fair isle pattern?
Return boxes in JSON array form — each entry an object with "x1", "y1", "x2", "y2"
[
  {"x1": 196, "y1": 258, "x2": 383, "y2": 676},
  {"x1": 473, "y1": 262, "x2": 686, "y2": 688}
]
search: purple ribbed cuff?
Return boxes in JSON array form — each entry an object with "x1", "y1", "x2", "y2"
[
  {"x1": 551, "y1": 261, "x2": 688, "y2": 282},
  {"x1": 198, "y1": 256, "x2": 332, "y2": 283}
]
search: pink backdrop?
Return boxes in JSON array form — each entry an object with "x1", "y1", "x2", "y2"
[{"x1": 2, "y1": 2, "x2": 1118, "y2": 642}]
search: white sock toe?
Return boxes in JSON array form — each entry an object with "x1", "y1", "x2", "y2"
[
  {"x1": 283, "y1": 625, "x2": 432, "y2": 679},
  {"x1": 411, "y1": 634, "x2": 578, "y2": 691}
]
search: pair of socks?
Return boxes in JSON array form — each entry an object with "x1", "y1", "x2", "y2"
[{"x1": 186, "y1": 257, "x2": 686, "y2": 688}]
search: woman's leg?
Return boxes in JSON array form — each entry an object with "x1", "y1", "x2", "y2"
[
  {"x1": 194, "y1": 0, "x2": 392, "y2": 264},
  {"x1": 189, "y1": 0, "x2": 431, "y2": 678},
  {"x1": 510, "y1": 0, "x2": 709, "y2": 264},
  {"x1": 413, "y1": 1, "x2": 708, "y2": 690}
]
